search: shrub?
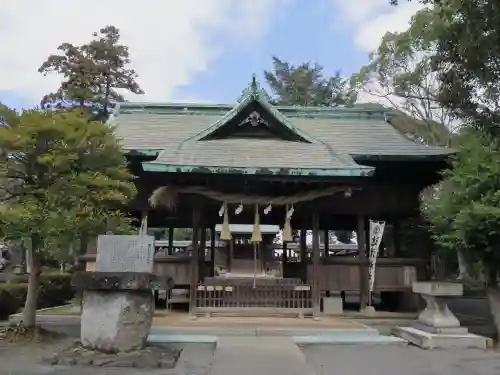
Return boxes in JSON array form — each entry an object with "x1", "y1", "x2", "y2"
[
  {"x1": 0, "y1": 283, "x2": 28, "y2": 319},
  {"x1": 0, "y1": 272, "x2": 74, "y2": 318},
  {"x1": 38, "y1": 272, "x2": 74, "y2": 308}
]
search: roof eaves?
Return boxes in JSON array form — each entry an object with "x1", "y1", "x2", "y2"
[
  {"x1": 125, "y1": 149, "x2": 162, "y2": 157},
  {"x1": 141, "y1": 162, "x2": 375, "y2": 177},
  {"x1": 352, "y1": 151, "x2": 456, "y2": 162}
]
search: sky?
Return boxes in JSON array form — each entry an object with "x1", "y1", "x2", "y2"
[{"x1": 0, "y1": 0, "x2": 424, "y2": 111}]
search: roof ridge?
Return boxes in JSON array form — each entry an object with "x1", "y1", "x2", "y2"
[{"x1": 114, "y1": 101, "x2": 390, "y2": 120}]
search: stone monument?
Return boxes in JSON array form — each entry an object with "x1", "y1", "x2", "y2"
[
  {"x1": 393, "y1": 281, "x2": 492, "y2": 349},
  {"x1": 72, "y1": 234, "x2": 166, "y2": 353}
]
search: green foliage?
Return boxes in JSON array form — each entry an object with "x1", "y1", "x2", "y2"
[
  {"x1": 350, "y1": 8, "x2": 453, "y2": 146},
  {"x1": 0, "y1": 103, "x2": 20, "y2": 128},
  {"x1": 422, "y1": 129, "x2": 500, "y2": 284},
  {"x1": 39, "y1": 25, "x2": 144, "y2": 116},
  {"x1": 263, "y1": 56, "x2": 355, "y2": 106},
  {"x1": 0, "y1": 109, "x2": 137, "y2": 256},
  {"x1": 0, "y1": 272, "x2": 74, "y2": 318},
  {"x1": 0, "y1": 283, "x2": 28, "y2": 318},
  {"x1": 390, "y1": 0, "x2": 500, "y2": 138}
]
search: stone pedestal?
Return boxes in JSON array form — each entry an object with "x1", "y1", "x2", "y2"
[
  {"x1": 81, "y1": 290, "x2": 154, "y2": 352},
  {"x1": 393, "y1": 282, "x2": 492, "y2": 349},
  {"x1": 323, "y1": 297, "x2": 343, "y2": 315},
  {"x1": 72, "y1": 271, "x2": 168, "y2": 353}
]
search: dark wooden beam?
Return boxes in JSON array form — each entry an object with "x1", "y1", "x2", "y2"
[
  {"x1": 189, "y1": 207, "x2": 200, "y2": 315},
  {"x1": 357, "y1": 215, "x2": 368, "y2": 311},
  {"x1": 168, "y1": 226, "x2": 174, "y2": 255},
  {"x1": 312, "y1": 214, "x2": 321, "y2": 318},
  {"x1": 300, "y1": 228, "x2": 307, "y2": 283}
]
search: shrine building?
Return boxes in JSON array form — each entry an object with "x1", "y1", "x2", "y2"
[{"x1": 82, "y1": 77, "x2": 453, "y2": 317}]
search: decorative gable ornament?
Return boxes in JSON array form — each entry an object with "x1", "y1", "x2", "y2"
[{"x1": 238, "y1": 111, "x2": 269, "y2": 127}]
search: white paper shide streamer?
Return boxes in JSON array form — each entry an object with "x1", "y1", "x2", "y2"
[{"x1": 368, "y1": 220, "x2": 386, "y2": 297}]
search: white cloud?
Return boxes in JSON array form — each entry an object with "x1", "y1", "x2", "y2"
[
  {"x1": 0, "y1": 0, "x2": 286, "y2": 106},
  {"x1": 331, "y1": 0, "x2": 425, "y2": 52}
]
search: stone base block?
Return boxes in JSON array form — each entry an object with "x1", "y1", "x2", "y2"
[
  {"x1": 81, "y1": 290, "x2": 154, "y2": 353},
  {"x1": 72, "y1": 271, "x2": 172, "y2": 291},
  {"x1": 393, "y1": 326, "x2": 492, "y2": 350},
  {"x1": 323, "y1": 297, "x2": 343, "y2": 315},
  {"x1": 413, "y1": 322, "x2": 469, "y2": 335},
  {"x1": 362, "y1": 305, "x2": 376, "y2": 316}
]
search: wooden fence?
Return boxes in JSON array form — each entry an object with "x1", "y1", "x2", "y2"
[{"x1": 194, "y1": 277, "x2": 312, "y2": 317}]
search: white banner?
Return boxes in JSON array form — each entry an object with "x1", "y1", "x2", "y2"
[{"x1": 368, "y1": 220, "x2": 385, "y2": 293}]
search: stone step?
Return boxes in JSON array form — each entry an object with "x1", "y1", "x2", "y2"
[
  {"x1": 208, "y1": 336, "x2": 316, "y2": 375},
  {"x1": 149, "y1": 326, "x2": 380, "y2": 338},
  {"x1": 293, "y1": 334, "x2": 407, "y2": 346},
  {"x1": 198, "y1": 309, "x2": 305, "y2": 318}
]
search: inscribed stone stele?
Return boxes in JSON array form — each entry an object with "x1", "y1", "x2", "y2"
[{"x1": 95, "y1": 235, "x2": 155, "y2": 273}]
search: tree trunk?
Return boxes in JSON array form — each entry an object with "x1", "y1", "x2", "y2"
[
  {"x1": 456, "y1": 249, "x2": 471, "y2": 280},
  {"x1": 487, "y1": 288, "x2": 500, "y2": 342},
  {"x1": 486, "y1": 267, "x2": 499, "y2": 341},
  {"x1": 23, "y1": 236, "x2": 42, "y2": 328}
]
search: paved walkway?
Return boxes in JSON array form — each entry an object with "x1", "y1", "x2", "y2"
[
  {"x1": 303, "y1": 345, "x2": 500, "y2": 375},
  {"x1": 209, "y1": 336, "x2": 314, "y2": 375}
]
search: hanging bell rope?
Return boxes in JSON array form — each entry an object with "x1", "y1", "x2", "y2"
[
  {"x1": 282, "y1": 204, "x2": 293, "y2": 243},
  {"x1": 149, "y1": 185, "x2": 353, "y2": 209},
  {"x1": 219, "y1": 201, "x2": 232, "y2": 241},
  {"x1": 139, "y1": 214, "x2": 148, "y2": 236},
  {"x1": 250, "y1": 204, "x2": 262, "y2": 243}
]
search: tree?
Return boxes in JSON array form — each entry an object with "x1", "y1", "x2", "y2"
[
  {"x1": 0, "y1": 109, "x2": 137, "y2": 327},
  {"x1": 39, "y1": 25, "x2": 144, "y2": 118},
  {"x1": 263, "y1": 56, "x2": 355, "y2": 107},
  {"x1": 390, "y1": 1, "x2": 500, "y2": 138},
  {"x1": 350, "y1": 10, "x2": 454, "y2": 146},
  {"x1": 422, "y1": 128, "x2": 500, "y2": 333}
]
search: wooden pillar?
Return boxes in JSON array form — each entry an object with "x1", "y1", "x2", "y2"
[
  {"x1": 168, "y1": 227, "x2": 174, "y2": 255},
  {"x1": 199, "y1": 228, "x2": 207, "y2": 281},
  {"x1": 189, "y1": 208, "x2": 200, "y2": 316},
  {"x1": 323, "y1": 230, "x2": 329, "y2": 257},
  {"x1": 228, "y1": 239, "x2": 233, "y2": 270},
  {"x1": 210, "y1": 226, "x2": 216, "y2": 276},
  {"x1": 312, "y1": 214, "x2": 321, "y2": 318},
  {"x1": 393, "y1": 220, "x2": 401, "y2": 257},
  {"x1": 282, "y1": 241, "x2": 288, "y2": 277},
  {"x1": 300, "y1": 228, "x2": 307, "y2": 282},
  {"x1": 357, "y1": 215, "x2": 369, "y2": 311}
]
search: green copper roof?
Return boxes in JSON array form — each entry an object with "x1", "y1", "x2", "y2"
[
  {"x1": 142, "y1": 138, "x2": 374, "y2": 176},
  {"x1": 110, "y1": 77, "x2": 454, "y2": 176}
]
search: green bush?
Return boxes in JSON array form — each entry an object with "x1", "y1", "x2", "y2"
[
  {"x1": 0, "y1": 283, "x2": 28, "y2": 319},
  {"x1": 38, "y1": 272, "x2": 74, "y2": 308},
  {"x1": 0, "y1": 272, "x2": 74, "y2": 318}
]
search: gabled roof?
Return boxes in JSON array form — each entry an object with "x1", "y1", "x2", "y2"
[
  {"x1": 186, "y1": 75, "x2": 317, "y2": 144},
  {"x1": 109, "y1": 77, "x2": 454, "y2": 176},
  {"x1": 111, "y1": 104, "x2": 453, "y2": 157}
]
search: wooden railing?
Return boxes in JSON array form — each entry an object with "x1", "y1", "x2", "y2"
[{"x1": 195, "y1": 277, "x2": 312, "y2": 317}]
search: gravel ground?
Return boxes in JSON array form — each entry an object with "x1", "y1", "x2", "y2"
[
  {"x1": 0, "y1": 339, "x2": 215, "y2": 375},
  {"x1": 302, "y1": 345, "x2": 500, "y2": 375}
]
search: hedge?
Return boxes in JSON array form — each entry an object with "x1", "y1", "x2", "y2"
[{"x1": 0, "y1": 272, "x2": 74, "y2": 319}]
